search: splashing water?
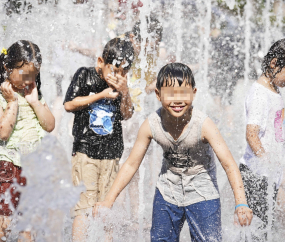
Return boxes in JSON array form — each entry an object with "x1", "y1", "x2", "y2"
[
  {"x1": 7, "y1": 135, "x2": 81, "y2": 242},
  {"x1": 1, "y1": 0, "x2": 285, "y2": 241}
]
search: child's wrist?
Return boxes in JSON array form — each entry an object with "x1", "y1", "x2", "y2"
[
  {"x1": 121, "y1": 89, "x2": 129, "y2": 97},
  {"x1": 29, "y1": 100, "x2": 40, "y2": 108},
  {"x1": 235, "y1": 204, "x2": 249, "y2": 210},
  {"x1": 7, "y1": 98, "x2": 18, "y2": 103}
]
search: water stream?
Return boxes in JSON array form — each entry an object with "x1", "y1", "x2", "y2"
[{"x1": 1, "y1": 0, "x2": 285, "y2": 241}]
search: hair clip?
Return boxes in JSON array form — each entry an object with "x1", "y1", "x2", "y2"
[{"x1": 1, "y1": 48, "x2": 7, "y2": 55}]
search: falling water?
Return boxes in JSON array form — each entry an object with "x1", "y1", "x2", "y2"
[{"x1": 1, "y1": 0, "x2": 285, "y2": 241}]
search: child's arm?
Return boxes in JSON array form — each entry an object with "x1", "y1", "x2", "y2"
[
  {"x1": 92, "y1": 118, "x2": 152, "y2": 216},
  {"x1": 64, "y1": 88, "x2": 119, "y2": 112},
  {"x1": 202, "y1": 117, "x2": 253, "y2": 226},
  {"x1": 0, "y1": 82, "x2": 18, "y2": 141},
  {"x1": 25, "y1": 82, "x2": 55, "y2": 133},
  {"x1": 105, "y1": 74, "x2": 133, "y2": 120},
  {"x1": 68, "y1": 42, "x2": 97, "y2": 59},
  {"x1": 246, "y1": 124, "x2": 265, "y2": 157}
]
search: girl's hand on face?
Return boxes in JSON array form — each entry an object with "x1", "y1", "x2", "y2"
[
  {"x1": 101, "y1": 87, "x2": 120, "y2": 99},
  {"x1": 234, "y1": 206, "x2": 253, "y2": 226},
  {"x1": 105, "y1": 74, "x2": 129, "y2": 96},
  {"x1": 0, "y1": 81, "x2": 17, "y2": 103},
  {"x1": 24, "y1": 81, "x2": 38, "y2": 105}
]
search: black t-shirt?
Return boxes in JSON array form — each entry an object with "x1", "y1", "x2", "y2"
[{"x1": 64, "y1": 67, "x2": 124, "y2": 160}]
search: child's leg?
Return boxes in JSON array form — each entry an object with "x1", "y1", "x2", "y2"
[
  {"x1": 72, "y1": 215, "x2": 88, "y2": 242},
  {"x1": 150, "y1": 189, "x2": 185, "y2": 242},
  {"x1": 71, "y1": 153, "x2": 100, "y2": 241},
  {"x1": 98, "y1": 159, "x2": 120, "y2": 242},
  {"x1": 184, "y1": 198, "x2": 222, "y2": 242},
  {"x1": 98, "y1": 159, "x2": 120, "y2": 202}
]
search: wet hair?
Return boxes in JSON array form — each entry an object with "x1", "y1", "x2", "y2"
[
  {"x1": 131, "y1": 14, "x2": 163, "y2": 42},
  {"x1": 262, "y1": 39, "x2": 285, "y2": 79},
  {"x1": 0, "y1": 40, "x2": 42, "y2": 99},
  {"x1": 156, "y1": 63, "x2": 195, "y2": 90},
  {"x1": 102, "y1": 38, "x2": 134, "y2": 71}
]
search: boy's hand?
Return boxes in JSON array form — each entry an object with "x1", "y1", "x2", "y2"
[
  {"x1": 92, "y1": 200, "x2": 113, "y2": 217},
  {"x1": 101, "y1": 87, "x2": 120, "y2": 99},
  {"x1": 0, "y1": 82, "x2": 17, "y2": 103},
  {"x1": 105, "y1": 74, "x2": 129, "y2": 96},
  {"x1": 234, "y1": 206, "x2": 253, "y2": 226}
]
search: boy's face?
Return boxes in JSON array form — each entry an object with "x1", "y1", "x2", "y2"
[
  {"x1": 97, "y1": 57, "x2": 128, "y2": 80},
  {"x1": 155, "y1": 78, "x2": 197, "y2": 118}
]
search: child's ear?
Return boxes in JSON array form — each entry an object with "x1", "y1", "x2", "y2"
[
  {"x1": 97, "y1": 57, "x2": 105, "y2": 69},
  {"x1": 155, "y1": 88, "x2": 161, "y2": 102},
  {"x1": 129, "y1": 33, "x2": 135, "y2": 42},
  {"x1": 270, "y1": 58, "x2": 278, "y2": 69}
]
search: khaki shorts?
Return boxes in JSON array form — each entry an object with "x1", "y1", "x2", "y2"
[{"x1": 71, "y1": 152, "x2": 119, "y2": 217}]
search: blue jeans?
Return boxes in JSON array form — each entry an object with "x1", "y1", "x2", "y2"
[{"x1": 151, "y1": 189, "x2": 222, "y2": 242}]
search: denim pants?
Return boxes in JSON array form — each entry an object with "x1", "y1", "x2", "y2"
[{"x1": 151, "y1": 189, "x2": 222, "y2": 242}]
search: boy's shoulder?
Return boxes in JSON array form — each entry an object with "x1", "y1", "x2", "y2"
[
  {"x1": 148, "y1": 108, "x2": 161, "y2": 119},
  {"x1": 75, "y1": 66, "x2": 97, "y2": 76},
  {"x1": 192, "y1": 108, "x2": 208, "y2": 123},
  {"x1": 147, "y1": 107, "x2": 208, "y2": 124},
  {"x1": 73, "y1": 67, "x2": 103, "y2": 86}
]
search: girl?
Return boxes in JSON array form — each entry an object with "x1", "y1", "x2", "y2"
[
  {"x1": 0, "y1": 40, "x2": 55, "y2": 241},
  {"x1": 93, "y1": 63, "x2": 253, "y2": 241},
  {"x1": 239, "y1": 39, "x2": 285, "y2": 241}
]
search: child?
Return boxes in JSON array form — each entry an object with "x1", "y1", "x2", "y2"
[
  {"x1": 239, "y1": 39, "x2": 285, "y2": 241},
  {"x1": 0, "y1": 40, "x2": 55, "y2": 241},
  {"x1": 64, "y1": 37, "x2": 134, "y2": 241},
  {"x1": 93, "y1": 63, "x2": 253, "y2": 241}
]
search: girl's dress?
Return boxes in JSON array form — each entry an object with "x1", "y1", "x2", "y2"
[{"x1": 0, "y1": 92, "x2": 45, "y2": 216}]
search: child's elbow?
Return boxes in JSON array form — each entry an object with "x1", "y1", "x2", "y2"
[
  {"x1": 45, "y1": 119, "x2": 55, "y2": 133},
  {"x1": 0, "y1": 132, "x2": 10, "y2": 141},
  {"x1": 64, "y1": 102, "x2": 73, "y2": 112},
  {"x1": 0, "y1": 136, "x2": 9, "y2": 142},
  {"x1": 46, "y1": 125, "x2": 55, "y2": 133}
]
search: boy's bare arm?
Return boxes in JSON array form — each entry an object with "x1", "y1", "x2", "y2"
[
  {"x1": 64, "y1": 88, "x2": 119, "y2": 112},
  {"x1": 202, "y1": 117, "x2": 253, "y2": 226},
  {"x1": 120, "y1": 91, "x2": 134, "y2": 120},
  {"x1": 246, "y1": 124, "x2": 265, "y2": 157},
  {"x1": 69, "y1": 42, "x2": 97, "y2": 59},
  {"x1": 92, "y1": 118, "x2": 152, "y2": 216}
]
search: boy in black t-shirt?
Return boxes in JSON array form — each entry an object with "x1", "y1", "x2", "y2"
[{"x1": 64, "y1": 38, "x2": 134, "y2": 241}]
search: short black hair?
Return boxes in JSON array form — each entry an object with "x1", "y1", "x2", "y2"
[
  {"x1": 132, "y1": 14, "x2": 163, "y2": 42},
  {"x1": 102, "y1": 38, "x2": 134, "y2": 71},
  {"x1": 156, "y1": 63, "x2": 195, "y2": 90},
  {"x1": 262, "y1": 38, "x2": 285, "y2": 78}
]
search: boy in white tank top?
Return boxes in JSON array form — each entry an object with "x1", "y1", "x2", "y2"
[{"x1": 93, "y1": 63, "x2": 253, "y2": 241}]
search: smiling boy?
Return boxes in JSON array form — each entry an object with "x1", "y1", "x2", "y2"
[
  {"x1": 64, "y1": 38, "x2": 134, "y2": 241},
  {"x1": 93, "y1": 63, "x2": 253, "y2": 241}
]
